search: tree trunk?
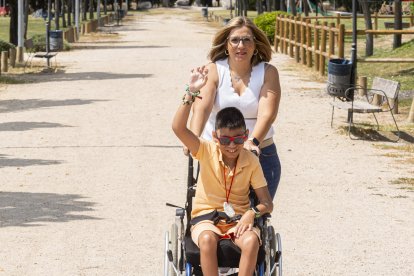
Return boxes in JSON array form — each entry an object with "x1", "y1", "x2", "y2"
[
  {"x1": 24, "y1": 0, "x2": 29, "y2": 39},
  {"x1": 393, "y1": 0, "x2": 402, "y2": 49},
  {"x1": 9, "y1": 0, "x2": 18, "y2": 45},
  {"x1": 303, "y1": 0, "x2": 309, "y2": 16},
  {"x1": 82, "y1": 0, "x2": 87, "y2": 20},
  {"x1": 360, "y1": 0, "x2": 373, "y2": 56},
  {"x1": 289, "y1": 0, "x2": 296, "y2": 15},
  {"x1": 62, "y1": 0, "x2": 67, "y2": 28},
  {"x1": 55, "y1": 0, "x2": 60, "y2": 29},
  {"x1": 67, "y1": 0, "x2": 72, "y2": 26},
  {"x1": 89, "y1": 0, "x2": 93, "y2": 19}
]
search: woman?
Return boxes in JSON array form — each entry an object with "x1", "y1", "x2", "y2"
[{"x1": 189, "y1": 16, "x2": 282, "y2": 199}]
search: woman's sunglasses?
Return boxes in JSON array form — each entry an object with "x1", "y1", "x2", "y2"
[{"x1": 216, "y1": 133, "x2": 247, "y2": 146}]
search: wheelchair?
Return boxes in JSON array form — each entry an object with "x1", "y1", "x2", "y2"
[{"x1": 164, "y1": 156, "x2": 282, "y2": 276}]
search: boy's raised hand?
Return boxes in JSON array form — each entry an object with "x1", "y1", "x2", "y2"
[{"x1": 188, "y1": 66, "x2": 208, "y2": 93}]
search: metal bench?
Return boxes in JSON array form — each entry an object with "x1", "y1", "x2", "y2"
[
  {"x1": 330, "y1": 77, "x2": 400, "y2": 141},
  {"x1": 24, "y1": 38, "x2": 58, "y2": 71}
]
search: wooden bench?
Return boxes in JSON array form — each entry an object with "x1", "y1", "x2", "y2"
[
  {"x1": 384, "y1": 22, "x2": 410, "y2": 29},
  {"x1": 330, "y1": 77, "x2": 400, "y2": 141},
  {"x1": 24, "y1": 38, "x2": 58, "y2": 71}
]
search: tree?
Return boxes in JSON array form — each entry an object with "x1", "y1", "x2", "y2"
[
  {"x1": 393, "y1": 0, "x2": 402, "y2": 49},
  {"x1": 9, "y1": 0, "x2": 18, "y2": 45},
  {"x1": 360, "y1": 0, "x2": 373, "y2": 56}
]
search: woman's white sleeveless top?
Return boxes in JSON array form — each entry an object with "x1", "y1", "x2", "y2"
[{"x1": 201, "y1": 58, "x2": 275, "y2": 140}]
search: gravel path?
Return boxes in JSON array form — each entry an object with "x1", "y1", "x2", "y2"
[{"x1": 0, "y1": 9, "x2": 412, "y2": 276}]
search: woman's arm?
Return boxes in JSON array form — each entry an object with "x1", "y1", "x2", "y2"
[
  {"x1": 189, "y1": 63, "x2": 219, "y2": 136},
  {"x1": 246, "y1": 64, "x2": 281, "y2": 149}
]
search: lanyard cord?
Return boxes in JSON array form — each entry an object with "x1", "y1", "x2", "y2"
[{"x1": 223, "y1": 160, "x2": 237, "y2": 203}]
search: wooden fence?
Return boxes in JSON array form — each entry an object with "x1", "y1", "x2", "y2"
[{"x1": 274, "y1": 14, "x2": 414, "y2": 75}]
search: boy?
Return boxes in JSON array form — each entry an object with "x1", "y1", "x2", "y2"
[{"x1": 172, "y1": 67, "x2": 273, "y2": 276}]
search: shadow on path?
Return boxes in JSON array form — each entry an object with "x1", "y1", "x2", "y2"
[
  {"x1": 27, "y1": 72, "x2": 153, "y2": 83},
  {"x1": 0, "y1": 192, "x2": 100, "y2": 227},
  {"x1": 0, "y1": 122, "x2": 72, "y2": 131},
  {"x1": 0, "y1": 99, "x2": 108, "y2": 113},
  {"x1": 0, "y1": 154, "x2": 63, "y2": 168},
  {"x1": 73, "y1": 45, "x2": 168, "y2": 50}
]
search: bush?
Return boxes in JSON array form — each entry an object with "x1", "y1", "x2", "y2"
[
  {"x1": 254, "y1": 11, "x2": 288, "y2": 44},
  {"x1": 31, "y1": 34, "x2": 71, "y2": 52},
  {"x1": 0, "y1": 39, "x2": 16, "y2": 52}
]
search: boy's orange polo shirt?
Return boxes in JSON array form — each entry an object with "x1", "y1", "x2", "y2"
[{"x1": 191, "y1": 139, "x2": 267, "y2": 219}]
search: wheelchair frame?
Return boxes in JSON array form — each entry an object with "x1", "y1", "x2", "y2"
[{"x1": 165, "y1": 156, "x2": 282, "y2": 276}]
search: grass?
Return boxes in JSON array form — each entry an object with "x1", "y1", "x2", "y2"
[{"x1": 0, "y1": 11, "x2": 111, "y2": 42}]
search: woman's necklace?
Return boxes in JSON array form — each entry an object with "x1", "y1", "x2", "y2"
[{"x1": 230, "y1": 67, "x2": 252, "y2": 83}]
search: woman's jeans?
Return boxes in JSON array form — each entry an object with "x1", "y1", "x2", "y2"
[{"x1": 259, "y1": 143, "x2": 281, "y2": 200}]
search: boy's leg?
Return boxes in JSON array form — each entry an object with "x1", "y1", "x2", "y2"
[
  {"x1": 234, "y1": 231, "x2": 260, "y2": 276},
  {"x1": 198, "y1": 230, "x2": 220, "y2": 276}
]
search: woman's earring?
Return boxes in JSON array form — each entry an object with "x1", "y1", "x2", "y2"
[
  {"x1": 254, "y1": 49, "x2": 258, "y2": 55},
  {"x1": 225, "y1": 49, "x2": 229, "y2": 56}
]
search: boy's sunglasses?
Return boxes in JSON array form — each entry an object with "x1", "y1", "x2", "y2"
[{"x1": 216, "y1": 133, "x2": 247, "y2": 146}]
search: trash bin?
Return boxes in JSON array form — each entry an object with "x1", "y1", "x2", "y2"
[
  {"x1": 118, "y1": 9, "x2": 125, "y2": 18},
  {"x1": 49, "y1": 30, "x2": 63, "y2": 51},
  {"x1": 327, "y1": 58, "x2": 352, "y2": 99},
  {"x1": 201, "y1": 7, "x2": 208, "y2": 18}
]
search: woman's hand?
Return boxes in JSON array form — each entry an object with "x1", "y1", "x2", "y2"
[
  {"x1": 188, "y1": 66, "x2": 208, "y2": 93},
  {"x1": 182, "y1": 145, "x2": 190, "y2": 156},
  {"x1": 244, "y1": 140, "x2": 261, "y2": 156},
  {"x1": 234, "y1": 210, "x2": 255, "y2": 238}
]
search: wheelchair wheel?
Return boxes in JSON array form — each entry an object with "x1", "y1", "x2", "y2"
[
  {"x1": 268, "y1": 226, "x2": 282, "y2": 276},
  {"x1": 169, "y1": 223, "x2": 178, "y2": 276}
]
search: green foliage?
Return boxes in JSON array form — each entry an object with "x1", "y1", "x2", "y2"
[
  {"x1": 30, "y1": 34, "x2": 71, "y2": 52},
  {"x1": 31, "y1": 34, "x2": 47, "y2": 52},
  {"x1": 254, "y1": 11, "x2": 288, "y2": 44},
  {"x1": 0, "y1": 39, "x2": 16, "y2": 52}
]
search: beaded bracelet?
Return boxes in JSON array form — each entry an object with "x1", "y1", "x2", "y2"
[{"x1": 182, "y1": 85, "x2": 202, "y2": 105}]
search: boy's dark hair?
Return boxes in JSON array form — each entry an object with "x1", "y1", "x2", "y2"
[{"x1": 215, "y1": 107, "x2": 246, "y2": 130}]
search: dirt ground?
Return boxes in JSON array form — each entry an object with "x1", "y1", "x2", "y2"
[{"x1": 0, "y1": 9, "x2": 413, "y2": 276}]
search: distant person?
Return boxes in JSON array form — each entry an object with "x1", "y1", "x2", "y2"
[
  {"x1": 172, "y1": 67, "x2": 273, "y2": 275},
  {"x1": 188, "y1": 16, "x2": 282, "y2": 200}
]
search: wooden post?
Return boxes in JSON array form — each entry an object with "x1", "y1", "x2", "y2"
[
  {"x1": 408, "y1": 97, "x2": 414, "y2": 123},
  {"x1": 294, "y1": 17, "x2": 300, "y2": 62},
  {"x1": 358, "y1": 76, "x2": 367, "y2": 96},
  {"x1": 336, "y1": 13, "x2": 340, "y2": 27},
  {"x1": 314, "y1": 21, "x2": 320, "y2": 72},
  {"x1": 306, "y1": 19, "x2": 312, "y2": 68},
  {"x1": 391, "y1": 98, "x2": 399, "y2": 114},
  {"x1": 9, "y1": 48, "x2": 16, "y2": 68},
  {"x1": 338, "y1": 24, "x2": 345, "y2": 58},
  {"x1": 289, "y1": 16, "x2": 295, "y2": 58},
  {"x1": 319, "y1": 22, "x2": 327, "y2": 76},
  {"x1": 372, "y1": 94, "x2": 383, "y2": 106},
  {"x1": 410, "y1": 14, "x2": 414, "y2": 27},
  {"x1": 280, "y1": 16, "x2": 285, "y2": 54},
  {"x1": 1, "y1": 51, "x2": 8, "y2": 72},
  {"x1": 284, "y1": 15, "x2": 289, "y2": 55},
  {"x1": 274, "y1": 16, "x2": 280, "y2": 52},
  {"x1": 300, "y1": 18, "x2": 306, "y2": 65},
  {"x1": 16, "y1": 46, "x2": 24, "y2": 63},
  {"x1": 328, "y1": 22, "x2": 335, "y2": 59}
]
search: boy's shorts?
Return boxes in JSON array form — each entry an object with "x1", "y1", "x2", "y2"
[{"x1": 191, "y1": 219, "x2": 261, "y2": 247}]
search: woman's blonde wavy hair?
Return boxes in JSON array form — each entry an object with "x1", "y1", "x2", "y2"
[{"x1": 207, "y1": 16, "x2": 272, "y2": 66}]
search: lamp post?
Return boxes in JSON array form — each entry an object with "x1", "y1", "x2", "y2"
[
  {"x1": 75, "y1": 0, "x2": 79, "y2": 40},
  {"x1": 17, "y1": 0, "x2": 24, "y2": 62},
  {"x1": 349, "y1": 0, "x2": 358, "y2": 122}
]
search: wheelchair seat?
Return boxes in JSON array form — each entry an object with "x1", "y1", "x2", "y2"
[{"x1": 184, "y1": 234, "x2": 266, "y2": 268}]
